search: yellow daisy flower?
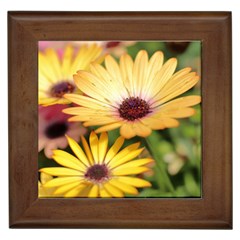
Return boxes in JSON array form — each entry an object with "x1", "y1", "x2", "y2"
[
  {"x1": 63, "y1": 50, "x2": 201, "y2": 138},
  {"x1": 39, "y1": 132, "x2": 152, "y2": 198},
  {"x1": 39, "y1": 44, "x2": 103, "y2": 106}
]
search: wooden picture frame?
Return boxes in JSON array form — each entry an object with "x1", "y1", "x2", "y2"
[{"x1": 8, "y1": 11, "x2": 232, "y2": 229}]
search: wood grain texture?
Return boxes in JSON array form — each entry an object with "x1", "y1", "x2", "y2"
[{"x1": 8, "y1": 12, "x2": 232, "y2": 229}]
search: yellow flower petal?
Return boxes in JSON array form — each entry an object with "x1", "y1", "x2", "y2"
[
  {"x1": 160, "y1": 95, "x2": 201, "y2": 109},
  {"x1": 119, "y1": 54, "x2": 134, "y2": 94},
  {"x1": 113, "y1": 158, "x2": 153, "y2": 170},
  {"x1": 109, "y1": 179, "x2": 138, "y2": 195},
  {"x1": 38, "y1": 90, "x2": 48, "y2": 98},
  {"x1": 80, "y1": 135, "x2": 94, "y2": 165},
  {"x1": 147, "y1": 51, "x2": 164, "y2": 81},
  {"x1": 167, "y1": 67, "x2": 192, "y2": 82},
  {"x1": 108, "y1": 142, "x2": 141, "y2": 165},
  {"x1": 64, "y1": 184, "x2": 87, "y2": 198},
  {"x1": 98, "y1": 132, "x2": 108, "y2": 164},
  {"x1": 74, "y1": 71, "x2": 115, "y2": 103},
  {"x1": 70, "y1": 44, "x2": 103, "y2": 73},
  {"x1": 39, "y1": 52, "x2": 58, "y2": 83},
  {"x1": 63, "y1": 106, "x2": 110, "y2": 116},
  {"x1": 39, "y1": 70, "x2": 52, "y2": 85},
  {"x1": 88, "y1": 185, "x2": 99, "y2": 198},
  {"x1": 39, "y1": 167, "x2": 81, "y2": 176},
  {"x1": 83, "y1": 118, "x2": 119, "y2": 127},
  {"x1": 38, "y1": 184, "x2": 55, "y2": 198},
  {"x1": 74, "y1": 70, "x2": 122, "y2": 104},
  {"x1": 69, "y1": 45, "x2": 88, "y2": 73},
  {"x1": 90, "y1": 62, "x2": 112, "y2": 84},
  {"x1": 77, "y1": 184, "x2": 93, "y2": 197},
  {"x1": 161, "y1": 70, "x2": 195, "y2": 94},
  {"x1": 132, "y1": 121, "x2": 152, "y2": 137},
  {"x1": 140, "y1": 117, "x2": 166, "y2": 130},
  {"x1": 81, "y1": 44, "x2": 103, "y2": 70},
  {"x1": 104, "y1": 136, "x2": 125, "y2": 164},
  {"x1": 40, "y1": 172, "x2": 53, "y2": 185},
  {"x1": 89, "y1": 60, "x2": 109, "y2": 73},
  {"x1": 43, "y1": 176, "x2": 82, "y2": 188},
  {"x1": 64, "y1": 93, "x2": 112, "y2": 110},
  {"x1": 132, "y1": 50, "x2": 148, "y2": 96},
  {"x1": 105, "y1": 55, "x2": 128, "y2": 98},
  {"x1": 66, "y1": 135, "x2": 91, "y2": 167},
  {"x1": 158, "y1": 107, "x2": 196, "y2": 118},
  {"x1": 62, "y1": 45, "x2": 74, "y2": 79},
  {"x1": 90, "y1": 63, "x2": 124, "y2": 103},
  {"x1": 142, "y1": 51, "x2": 164, "y2": 99},
  {"x1": 158, "y1": 118, "x2": 179, "y2": 128},
  {"x1": 53, "y1": 181, "x2": 81, "y2": 195},
  {"x1": 89, "y1": 131, "x2": 99, "y2": 163},
  {"x1": 66, "y1": 116, "x2": 91, "y2": 122},
  {"x1": 120, "y1": 123, "x2": 137, "y2": 139},
  {"x1": 147, "y1": 58, "x2": 177, "y2": 98},
  {"x1": 52, "y1": 150, "x2": 86, "y2": 171},
  {"x1": 45, "y1": 48, "x2": 62, "y2": 80},
  {"x1": 39, "y1": 97, "x2": 71, "y2": 106},
  {"x1": 104, "y1": 55, "x2": 121, "y2": 84},
  {"x1": 103, "y1": 182, "x2": 124, "y2": 197},
  {"x1": 108, "y1": 148, "x2": 144, "y2": 169},
  {"x1": 112, "y1": 166, "x2": 150, "y2": 176},
  {"x1": 38, "y1": 73, "x2": 52, "y2": 90},
  {"x1": 95, "y1": 122, "x2": 123, "y2": 133},
  {"x1": 38, "y1": 97, "x2": 59, "y2": 105},
  {"x1": 117, "y1": 176, "x2": 152, "y2": 187},
  {"x1": 65, "y1": 111, "x2": 114, "y2": 123},
  {"x1": 99, "y1": 187, "x2": 112, "y2": 197},
  {"x1": 153, "y1": 75, "x2": 200, "y2": 106},
  {"x1": 120, "y1": 121, "x2": 152, "y2": 139}
]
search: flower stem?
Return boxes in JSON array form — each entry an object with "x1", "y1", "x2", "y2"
[{"x1": 145, "y1": 133, "x2": 175, "y2": 194}]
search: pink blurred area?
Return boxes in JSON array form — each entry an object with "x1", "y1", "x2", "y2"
[
  {"x1": 39, "y1": 104, "x2": 68, "y2": 122},
  {"x1": 38, "y1": 40, "x2": 136, "y2": 57},
  {"x1": 38, "y1": 41, "x2": 66, "y2": 51},
  {"x1": 38, "y1": 104, "x2": 86, "y2": 158}
]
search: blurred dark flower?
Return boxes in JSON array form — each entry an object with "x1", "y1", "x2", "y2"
[
  {"x1": 38, "y1": 104, "x2": 86, "y2": 158},
  {"x1": 166, "y1": 42, "x2": 190, "y2": 54}
]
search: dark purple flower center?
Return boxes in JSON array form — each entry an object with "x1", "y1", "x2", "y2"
[
  {"x1": 106, "y1": 41, "x2": 121, "y2": 48},
  {"x1": 85, "y1": 164, "x2": 109, "y2": 182},
  {"x1": 50, "y1": 81, "x2": 75, "y2": 98},
  {"x1": 45, "y1": 122, "x2": 68, "y2": 139},
  {"x1": 118, "y1": 97, "x2": 151, "y2": 121}
]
